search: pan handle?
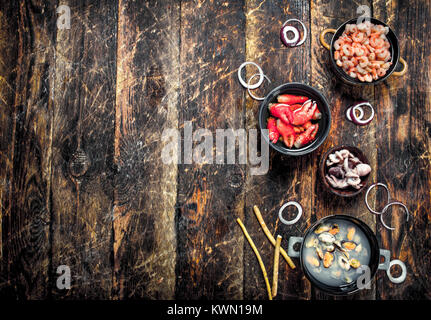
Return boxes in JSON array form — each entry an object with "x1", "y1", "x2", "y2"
[
  {"x1": 287, "y1": 236, "x2": 303, "y2": 258},
  {"x1": 392, "y1": 57, "x2": 408, "y2": 77},
  {"x1": 319, "y1": 28, "x2": 336, "y2": 50},
  {"x1": 378, "y1": 249, "x2": 391, "y2": 271},
  {"x1": 378, "y1": 249, "x2": 407, "y2": 284}
]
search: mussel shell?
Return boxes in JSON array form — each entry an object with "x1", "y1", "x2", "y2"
[
  {"x1": 315, "y1": 225, "x2": 330, "y2": 234},
  {"x1": 323, "y1": 252, "x2": 334, "y2": 268},
  {"x1": 338, "y1": 255, "x2": 351, "y2": 271}
]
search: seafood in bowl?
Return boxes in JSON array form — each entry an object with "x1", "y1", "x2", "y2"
[
  {"x1": 319, "y1": 18, "x2": 407, "y2": 85},
  {"x1": 267, "y1": 94, "x2": 322, "y2": 149},
  {"x1": 319, "y1": 145, "x2": 371, "y2": 197},
  {"x1": 334, "y1": 20, "x2": 392, "y2": 82},
  {"x1": 303, "y1": 217, "x2": 371, "y2": 287},
  {"x1": 325, "y1": 148, "x2": 371, "y2": 190},
  {"x1": 288, "y1": 214, "x2": 407, "y2": 295}
]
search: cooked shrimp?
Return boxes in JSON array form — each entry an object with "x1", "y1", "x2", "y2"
[
  {"x1": 358, "y1": 56, "x2": 369, "y2": 68},
  {"x1": 352, "y1": 32, "x2": 365, "y2": 43},
  {"x1": 342, "y1": 44, "x2": 354, "y2": 56},
  {"x1": 370, "y1": 36, "x2": 384, "y2": 48},
  {"x1": 334, "y1": 21, "x2": 392, "y2": 82}
]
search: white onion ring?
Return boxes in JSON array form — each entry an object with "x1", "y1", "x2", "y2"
[
  {"x1": 247, "y1": 73, "x2": 271, "y2": 101},
  {"x1": 282, "y1": 18, "x2": 307, "y2": 46},
  {"x1": 350, "y1": 102, "x2": 374, "y2": 126},
  {"x1": 365, "y1": 183, "x2": 391, "y2": 215},
  {"x1": 278, "y1": 201, "x2": 303, "y2": 225},
  {"x1": 387, "y1": 259, "x2": 407, "y2": 284},
  {"x1": 280, "y1": 25, "x2": 300, "y2": 46},
  {"x1": 380, "y1": 201, "x2": 410, "y2": 231},
  {"x1": 237, "y1": 62, "x2": 264, "y2": 89},
  {"x1": 346, "y1": 106, "x2": 364, "y2": 121}
]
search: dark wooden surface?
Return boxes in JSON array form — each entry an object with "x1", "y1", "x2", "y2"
[{"x1": 0, "y1": 0, "x2": 430, "y2": 300}]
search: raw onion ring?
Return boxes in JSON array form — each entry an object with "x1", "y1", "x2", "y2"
[
  {"x1": 280, "y1": 25, "x2": 300, "y2": 47},
  {"x1": 237, "y1": 62, "x2": 264, "y2": 89},
  {"x1": 365, "y1": 183, "x2": 391, "y2": 215},
  {"x1": 346, "y1": 106, "x2": 364, "y2": 122},
  {"x1": 387, "y1": 259, "x2": 407, "y2": 284},
  {"x1": 282, "y1": 18, "x2": 307, "y2": 46},
  {"x1": 278, "y1": 201, "x2": 303, "y2": 225},
  {"x1": 247, "y1": 73, "x2": 271, "y2": 101},
  {"x1": 348, "y1": 102, "x2": 374, "y2": 126},
  {"x1": 379, "y1": 201, "x2": 410, "y2": 231}
]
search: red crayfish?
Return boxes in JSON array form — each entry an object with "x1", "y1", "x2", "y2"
[{"x1": 267, "y1": 94, "x2": 322, "y2": 149}]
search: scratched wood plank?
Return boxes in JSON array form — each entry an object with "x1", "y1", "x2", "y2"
[
  {"x1": 0, "y1": 1, "x2": 19, "y2": 295},
  {"x1": 113, "y1": 0, "x2": 179, "y2": 299},
  {"x1": 310, "y1": 0, "x2": 377, "y2": 299},
  {"x1": 0, "y1": 0, "x2": 56, "y2": 299},
  {"x1": 243, "y1": 0, "x2": 312, "y2": 300},
  {"x1": 50, "y1": 0, "x2": 117, "y2": 298},
  {"x1": 373, "y1": 0, "x2": 431, "y2": 300},
  {"x1": 175, "y1": 0, "x2": 246, "y2": 299}
]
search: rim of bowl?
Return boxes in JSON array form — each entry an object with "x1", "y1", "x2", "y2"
[{"x1": 258, "y1": 82, "x2": 331, "y2": 156}]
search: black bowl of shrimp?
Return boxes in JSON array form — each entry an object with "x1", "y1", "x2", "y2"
[
  {"x1": 319, "y1": 17, "x2": 407, "y2": 85},
  {"x1": 258, "y1": 83, "x2": 331, "y2": 156}
]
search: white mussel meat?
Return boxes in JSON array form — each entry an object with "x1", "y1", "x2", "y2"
[
  {"x1": 338, "y1": 255, "x2": 351, "y2": 271},
  {"x1": 318, "y1": 232, "x2": 335, "y2": 244}
]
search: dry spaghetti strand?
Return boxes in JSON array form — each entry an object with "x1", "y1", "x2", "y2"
[
  {"x1": 272, "y1": 235, "x2": 282, "y2": 297},
  {"x1": 236, "y1": 218, "x2": 272, "y2": 300},
  {"x1": 253, "y1": 205, "x2": 296, "y2": 269}
]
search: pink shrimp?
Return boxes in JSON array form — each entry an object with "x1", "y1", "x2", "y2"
[
  {"x1": 370, "y1": 36, "x2": 384, "y2": 48},
  {"x1": 358, "y1": 56, "x2": 369, "y2": 68},
  {"x1": 377, "y1": 68, "x2": 387, "y2": 77},
  {"x1": 342, "y1": 44, "x2": 354, "y2": 56},
  {"x1": 352, "y1": 32, "x2": 365, "y2": 43}
]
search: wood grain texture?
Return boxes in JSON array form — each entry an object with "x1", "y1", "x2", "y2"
[
  {"x1": 0, "y1": 1, "x2": 19, "y2": 294},
  {"x1": 243, "y1": 0, "x2": 312, "y2": 300},
  {"x1": 0, "y1": 0, "x2": 429, "y2": 300},
  {"x1": 0, "y1": 0, "x2": 56, "y2": 299},
  {"x1": 373, "y1": 0, "x2": 431, "y2": 300},
  {"x1": 113, "y1": 0, "x2": 178, "y2": 299},
  {"x1": 51, "y1": 0, "x2": 117, "y2": 298},
  {"x1": 310, "y1": 0, "x2": 376, "y2": 300},
  {"x1": 175, "y1": 0, "x2": 246, "y2": 299}
]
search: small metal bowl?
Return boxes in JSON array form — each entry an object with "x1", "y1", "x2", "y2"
[
  {"x1": 319, "y1": 17, "x2": 408, "y2": 85},
  {"x1": 319, "y1": 145, "x2": 371, "y2": 197},
  {"x1": 258, "y1": 82, "x2": 331, "y2": 156}
]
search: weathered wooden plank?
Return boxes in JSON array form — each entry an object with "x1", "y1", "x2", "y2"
[
  {"x1": 373, "y1": 0, "x2": 431, "y2": 300},
  {"x1": 113, "y1": 0, "x2": 179, "y2": 299},
  {"x1": 0, "y1": 1, "x2": 19, "y2": 294},
  {"x1": 243, "y1": 0, "x2": 312, "y2": 300},
  {"x1": 310, "y1": 0, "x2": 376, "y2": 299},
  {"x1": 51, "y1": 0, "x2": 117, "y2": 298},
  {"x1": 0, "y1": 0, "x2": 56, "y2": 299},
  {"x1": 175, "y1": 0, "x2": 246, "y2": 299}
]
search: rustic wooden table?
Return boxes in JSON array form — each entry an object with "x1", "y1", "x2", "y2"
[{"x1": 0, "y1": 0, "x2": 429, "y2": 300}]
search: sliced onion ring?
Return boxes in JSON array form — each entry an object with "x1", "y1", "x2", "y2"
[
  {"x1": 365, "y1": 183, "x2": 391, "y2": 215},
  {"x1": 280, "y1": 25, "x2": 300, "y2": 47},
  {"x1": 346, "y1": 106, "x2": 364, "y2": 122},
  {"x1": 282, "y1": 18, "x2": 307, "y2": 46},
  {"x1": 380, "y1": 201, "x2": 410, "y2": 231},
  {"x1": 237, "y1": 62, "x2": 264, "y2": 89},
  {"x1": 387, "y1": 259, "x2": 407, "y2": 284},
  {"x1": 247, "y1": 73, "x2": 271, "y2": 101},
  {"x1": 349, "y1": 102, "x2": 374, "y2": 126},
  {"x1": 278, "y1": 201, "x2": 303, "y2": 225}
]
